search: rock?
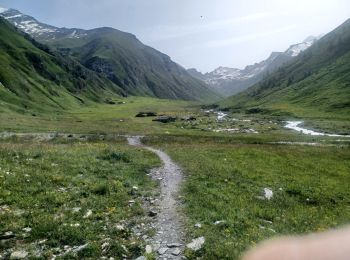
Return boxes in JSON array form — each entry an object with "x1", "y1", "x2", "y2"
[
  {"x1": 72, "y1": 207, "x2": 81, "y2": 213},
  {"x1": 167, "y1": 243, "x2": 182, "y2": 248},
  {"x1": 181, "y1": 115, "x2": 196, "y2": 121},
  {"x1": 0, "y1": 231, "x2": 15, "y2": 240},
  {"x1": 158, "y1": 247, "x2": 168, "y2": 255},
  {"x1": 10, "y1": 251, "x2": 28, "y2": 259},
  {"x1": 135, "y1": 256, "x2": 147, "y2": 260},
  {"x1": 214, "y1": 220, "x2": 225, "y2": 225},
  {"x1": 83, "y1": 210, "x2": 92, "y2": 218},
  {"x1": 145, "y1": 245, "x2": 152, "y2": 254},
  {"x1": 263, "y1": 188, "x2": 273, "y2": 200},
  {"x1": 132, "y1": 186, "x2": 139, "y2": 191},
  {"x1": 136, "y1": 112, "x2": 157, "y2": 117},
  {"x1": 115, "y1": 224, "x2": 125, "y2": 231},
  {"x1": 22, "y1": 227, "x2": 32, "y2": 233},
  {"x1": 172, "y1": 248, "x2": 182, "y2": 256},
  {"x1": 194, "y1": 223, "x2": 202, "y2": 228},
  {"x1": 72, "y1": 243, "x2": 89, "y2": 253},
  {"x1": 186, "y1": 237, "x2": 205, "y2": 251},
  {"x1": 148, "y1": 210, "x2": 157, "y2": 217},
  {"x1": 152, "y1": 116, "x2": 177, "y2": 123}
]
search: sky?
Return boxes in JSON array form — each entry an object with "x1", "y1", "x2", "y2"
[{"x1": 0, "y1": 0, "x2": 349, "y2": 72}]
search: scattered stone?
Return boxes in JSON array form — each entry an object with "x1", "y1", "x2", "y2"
[
  {"x1": 135, "y1": 256, "x2": 146, "y2": 260},
  {"x1": 22, "y1": 227, "x2": 32, "y2": 233},
  {"x1": 83, "y1": 210, "x2": 92, "y2": 219},
  {"x1": 72, "y1": 207, "x2": 81, "y2": 213},
  {"x1": 194, "y1": 223, "x2": 202, "y2": 228},
  {"x1": 186, "y1": 237, "x2": 205, "y2": 251},
  {"x1": 10, "y1": 251, "x2": 28, "y2": 259},
  {"x1": 167, "y1": 243, "x2": 182, "y2": 248},
  {"x1": 145, "y1": 245, "x2": 152, "y2": 254},
  {"x1": 72, "y1": 243, "x2": 89, "y2": 253},
  {"x1": 263, "y1": 188, "x2": 274, "y2": 200},
  {"x1": 152, "y1": 116, "x2": 177, "y2": 123},
  {"x1": 115, "y1": 224, "x2": 125, "y2": 231},
  {"x1": 148, "y1": 210, "x2": 157, "y2": 217},
  {"x1": 158, "y1": 247, "x2": 168, "y2": 255},
  {"x1": 172, "y1": 248, "x2": 181, "y2": 256},
  {"x1": 0, "y1": 231, "x2": 15, "y2": 240},
  {"x1": 102, "y1": 242, "x2": 110, "y2": 251},
  {"x1": 214, "y1": 220, "x2": 225, "y2": 225}
]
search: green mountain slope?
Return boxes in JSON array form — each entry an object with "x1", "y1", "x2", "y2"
[
  {"x1": 219, "y1": 19, "x2": 350, "y2": 119},
  {"x1": 0, "y1": 18, "x2": 123, "y2": 113},
  {"x1": 1, "y1": 8, "x2": 219, "y2": 101},
  {"x1": 50, "y1": 27, "x2": 218, "y2": 101}
]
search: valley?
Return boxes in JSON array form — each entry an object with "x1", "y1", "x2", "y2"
[{"x1": 0, "y1": 2, "x2": 349, "y2": 260}]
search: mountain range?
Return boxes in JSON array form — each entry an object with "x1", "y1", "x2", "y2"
[
  {"x1": 219, "y1": 19, "x2": 350, "y2": 118},
  {"x1": 0, "y1": 6, "x2": 218, "y2": 105},
  {"x1": 188, "y1": 36, "x2": 321, "y2": 96}
]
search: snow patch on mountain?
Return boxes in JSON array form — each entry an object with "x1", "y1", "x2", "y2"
[
  {"x1": 0, "y1": 7, "x2": 8, "y2": 13},
  {"x1": 286, "y1": 36, "x2": 321, "y2": 57}
]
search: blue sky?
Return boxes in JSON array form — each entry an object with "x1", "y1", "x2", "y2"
[{"x1": 0, "y1": 0, "x2": 349, "y2": 72}]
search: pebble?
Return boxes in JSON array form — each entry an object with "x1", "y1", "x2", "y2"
[
  {"x1": 145, "y1": 245, "x2": 152, "y2": 254},
  {"x1": 194, "y1": 223, "x2": 202, "y2": 228},
  {"x1": 83, "y1": 210, "x2": 92, "y2": 218},
  {"x1": 172, "y1": 248, "x2": 181, "y2": 256},
  {"x1": 158, "y1": 247, "x2": 168, "y2": 255}
]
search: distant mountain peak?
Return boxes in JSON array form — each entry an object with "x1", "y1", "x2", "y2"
[
  {"x1": 194, "y1": 35, "x2": 321, "y2": 96},
  {"x1": 286, "y1": 35, "x2": 321, "y2": 57},
  {"x1": 0, "y1": 6, "x2": 8, "y2": 13}
]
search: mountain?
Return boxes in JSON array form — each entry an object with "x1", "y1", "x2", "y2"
[
  {"x1": 0, "y1": 17, "x2": 125, "y2": 113},
  {"x1": 0, "y1": 7, "x2": 219, "y2": 101},
  {"x1": 219, "y1": 19, "x2": 350, "y2": 118},
  {"x1": 192, "y1": 36, "x2": 321, "y2": 96}
]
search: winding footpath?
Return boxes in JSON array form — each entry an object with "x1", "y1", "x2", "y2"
[{"x1": 127, "y1": 136, "x2": 185, "y2": 259}]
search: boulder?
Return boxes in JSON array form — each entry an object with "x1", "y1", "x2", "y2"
[
  {"x1": 135, "y1": 112, "x2": 157, "y2": 117},
  {"x1": 152, "y1": 116, "x2": 177, "y2": 123}
]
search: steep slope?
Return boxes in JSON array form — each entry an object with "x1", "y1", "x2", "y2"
[
  {"x1": 1, "y1": 7, "x2": 218, "y2": 101},
  {"x1": 219, "y1": 19, "x2": 350, "y2": 118},
  {"x1": 0, "y1": 17, "x2": 123, "y2": 113},
  {"x1": 193, "y1": 36, "x2": 320, "y2": 96}
]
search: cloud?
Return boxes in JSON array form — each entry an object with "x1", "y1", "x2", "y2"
[
  {"x1": 205, "y1": 25, "x2": 298, "y2": 48},
  {"x1": 147, "y1": 12, "x2": 276, "y2": 42}
]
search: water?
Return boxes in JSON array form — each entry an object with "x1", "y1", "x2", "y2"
[{"x1": 285, "y1": 121, "x2": 350, "y2": 137}]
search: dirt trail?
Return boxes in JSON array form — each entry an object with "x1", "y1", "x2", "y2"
[{"x1": 127, "y1": 136, "x2": 185, "y2": 259}]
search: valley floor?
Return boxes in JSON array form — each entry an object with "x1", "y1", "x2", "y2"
[{"x1": 0, "y1": 97, "x2": 349, "y2": 259}]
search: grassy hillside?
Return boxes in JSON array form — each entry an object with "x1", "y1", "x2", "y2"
[
  {"x1": 219, "y1": 19, "x2": 350, "y2": 119},
  {"x1": 49, "y1": 27, "x2": 219, "y2": 102},
  {"x1": 0, "y1": 18, "x2": 124, "y2": 113}
]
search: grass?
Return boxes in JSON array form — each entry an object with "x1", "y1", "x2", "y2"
[
  {"x1": 0, "y1": 96, "x2": 200, "y2": 135},
  {"x1": 1, "y1": 97, "x2": 349, "y2": 259},
  {"x1": 145, "y1": 135, "x2": 350, "y2": 259},
  {"x1": 0, "y1": 136, "x2": 160, "y2": 258}
]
